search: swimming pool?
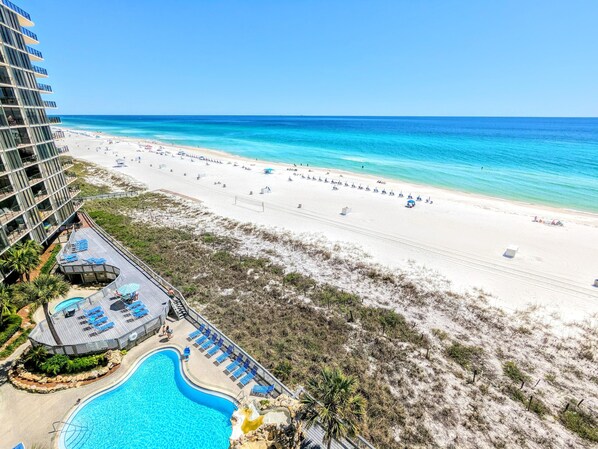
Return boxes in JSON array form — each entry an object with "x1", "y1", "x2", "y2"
[
  {"x1": 59, "y1": 348, "x2": 236, "y2": 449},
  {"x1": 53, "y1": 297, "x2": 84, "y2": 314}
]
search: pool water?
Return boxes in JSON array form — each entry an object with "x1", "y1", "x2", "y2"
[
  {"x1": 60, "y1": 349, "x2": 236, "y2": 449},
  {"x1": 53, "y1": 297, "x2": 84, "y2": 314}
]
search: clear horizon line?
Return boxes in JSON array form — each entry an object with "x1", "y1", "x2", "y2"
[{"x1": 58, "y1": 114, "x2": 598, "y2": 119}]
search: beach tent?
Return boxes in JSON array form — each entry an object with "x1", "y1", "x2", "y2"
[
  {"x1": 264, "y1": 168, "x2": 274, "y2": 174},
  {"x1": 503, "y1": 244, "x2": 519, "y2": 258},
  {"x1": 341, "y1": 207, "x2": 351, "y2": 216},
  {"x1": 406, "y1": 199, "x2": 416, "y2": 208}
]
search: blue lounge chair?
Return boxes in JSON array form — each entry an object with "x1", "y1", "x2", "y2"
[
  {"x1": 85, "y1": 257, "x2": 106, "y2": 265},
  {"x1": 195, "y1": 330, "x2": 211, "y2": 346},
  {"x1": 91, "y1": 316, "x2": 108, "y2": 327},
  {"x1": 126, "y1": 300, "x2": 143, "y2": 310},
  {"x1": 215, "y1": 346, "x2": 233, "y2": 364},
  {"x1": 231, "y1": 361, "x2": 250, "y2": 380},
  {"x1": 83, "y1": 306, "x2": 102, "y2": 316},
  {"x1": 239, "y1": 368, "x2": 257, "y2": 386},
  {"x1": 133, "y1": 309, "x2": 148, "y2": 319},
  {"x1": 225, "y1": 355, "x2": 243, "y2": 373},
  {"x1": 251, "y1": 384, "x2": 274, "y2": 396},
  {"x1": 61, "y1": 254, "x2": 78, "y2": 263},
  {"x1": 96, "y1": 322, "x2": 114, "y2": 333},
  {"x1": 207, "y1": 339, "x2": 224, "y2": 356},
  {"x1": 188, "y1": 324, "x2": 205, "y2": 340},
  {"x1": 87, "y1": 312, "x2": 105, "y2": 322},
  {"x1": 201, "y1": 334, "x2": 218, "y2": 350}
]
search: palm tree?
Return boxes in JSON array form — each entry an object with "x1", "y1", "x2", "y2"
[
  {"x1": 301, "y1": 367, "x2": 366, "y2": 449},
  {"x1": 23, "y1": 345, "x2": 47, "y2": 369},
  {"x1": 0, "y1": 284, "x2": 14, "y2": 328},
  {"x1": 0, "y1": 241, "x2": 42, "y2": 281},
  {"x1": 16, "y1": 274, "x2": 69, "y2": 345}
]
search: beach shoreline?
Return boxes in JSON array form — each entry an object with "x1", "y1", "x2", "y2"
[
  {"x1": 59, "y1": 126, "x2": 598, "y2": 223},
  {"x1": 58, "y1": 126, "x2": 598, "y2": 328}
]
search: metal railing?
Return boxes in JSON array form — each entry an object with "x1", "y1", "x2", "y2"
[
  {"x1": 2, "y1": 0, "x2": 31, "y2": 21},
  {"x1": 37, "y1": 83, "x2": 52, "y2": 92},
  {"x1": 32, "y1": 65, "x2": 47, "y2": 76},
  {"x1": 44, "y1": 100, "x2": 57, "y2": 108},
  {"x1": 21, "y1": 26, "x2": 38, "y2": 41},
  {"x1": 0, "y1": 185, "x2": 14, "y2": 197},
  {"x1": 26, "y1": 46, "x2": 43, "y2": 59},
  {"x1": 48, "y1": 116, "x2": 61, "y2": 124},
  {"x1": 58, "y1": 146, "x2": 70, "y2": 154},
  {"x1": 79, "y1": 212, "x2": 376, "y2": 449}
]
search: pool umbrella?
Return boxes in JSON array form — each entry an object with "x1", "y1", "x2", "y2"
[{"x1": 117, "y1": 283, "x2": 140, "y2": 296}]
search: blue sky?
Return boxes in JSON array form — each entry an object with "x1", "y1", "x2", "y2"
[{"x1": 24, "y1": 0, "x2": 598, "y2": 116}]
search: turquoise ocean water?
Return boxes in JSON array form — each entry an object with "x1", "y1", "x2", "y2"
[{"x1": 61, "y1": 116, "x2": 598, "y2": 212}]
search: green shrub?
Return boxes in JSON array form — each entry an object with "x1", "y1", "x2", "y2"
[
  {"x1": 283, "y1": 272, "x2": 317, "y2": 292},
  {"x1": 39, "y1": 354, "x2": 70, "y2": 376},
  {"x1": 560, "y1": 407, "x2": 598, "y2": 442},
  {"x1": 447, "y1": 342, "x2": 484, "y2": 370},
  {"x1": 0, "y1": 314, "x2": 22, "y2": 347},
  {"x1": 36, "y1": 353, "x2": 107, "y2": 376},
  {"x1": 40, "y1": 244, "x2": 62, "y2": 275},
  {"x1": 314, "y1": 285, "x2": 361, "y2": 309},
  {"x1": 503, "y1": 361, "x2": 529, "y2": 384}
]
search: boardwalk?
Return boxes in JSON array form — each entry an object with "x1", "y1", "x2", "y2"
[{"x1": 29, "y1": 226, "x2": 171, "y2": 351}]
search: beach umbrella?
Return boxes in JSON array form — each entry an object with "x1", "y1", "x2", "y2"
[
  {"x1": 264, "y1": 168, "x2": 274, "y2": 174},
  {"x1": 117, "y1": 283, "x2": 140, "y2": 295},
  {"x1": 407, "y1": 199, "x2": 416, "y2": 207}
]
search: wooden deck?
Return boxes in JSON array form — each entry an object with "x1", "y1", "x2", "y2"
[{"x1": 29, "y1": 227, "x2": 171, "y2": 350}]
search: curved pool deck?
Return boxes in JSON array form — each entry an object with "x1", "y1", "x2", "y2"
[{"x1": 59, "y1": 347, "x2": 238, "y2": 449}]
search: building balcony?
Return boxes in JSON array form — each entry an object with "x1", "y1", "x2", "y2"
[
  {"x1": 33, "y1": 189, "x2": 49, "y2": 203},
  {"x1": 20, "y1": 26, "x2": 38, "y2": 44},
  {"x1": 48, "y1": 116, "x2": 61, "y2": 124},
  {"x1": 58, "y1": 145, "x2": 70, "y2": 154},
  {"x1": 38, "y1": 208, "x2": 53, "y2": 220},
  {"x1": 68, "y1": 186, "x2": 81, "y2": 198},
  {"x1": 0, "y1": 75, "x2": 11, "y2": 85},
  {"x1": 27, "y1": 171, "x2": 42, "y2": 182},
  {"x1": 37, "y1": 83, "x2": 52, "y2": 93},
  {"x1": 32, "y1": 65, "x2": 48, "y2": 77},
  {"x1": 0, "y1": 185, "x2": 15, "y2": 200},
  {"x1": 6, "y1": 225, "x2": 27, "y2": 244},
  {"x1": 44, "y1": 100, "x2": 57, "y2": 109},
  {"x1": 65, "y1": 173, "x2": 77, "y2": 184},
  {"x1": 0, "y1": 162, "x2": 6, "y2": 173},
  {"x1": 2, "y1": 1, "x2": 34, "y2": 26},
  {"x1": 53, "y1": 130, "x2": 65, "y2": 139},
  {"x1": 20, "y1": 154, "x2": 38, "y2": 166},
  {"x1": 26, "y1": 46, "x2": 43, "y2": 61},
  {"x1": 60, "y1": 156, "x2": 74, "y2": 169},
  {"x1": 72, "y1": 198, "x2": 84, "y2": 210},
  {"x1": 0, "y1": 204, "x2": 22, "y2": 225},
  {"x1": 8, "y1": 117, "x2": 25, "y2": 127}
]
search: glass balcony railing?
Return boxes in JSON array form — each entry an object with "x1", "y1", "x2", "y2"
[
  {"x1": 20, "y1": 154, "x2": 37, "y2": 165},
  {"x1": 53, "y1": 130, "x2": 65, "y2": 139},
  {"x1": 20, "y1": 26, "x2": 37, "y2": 42},
  {"x1": 37, "y1": 83, "x2": 52, "y2": 93},
  {"x1": 2, "y1": 1, "x2": 31, "y2": 21},
  {"x1": 48, "y1": 116, "x2": 61, "y2": 124},
  {"x1": 44, "y1": 100, "x2": 57, "y2": 108},
  {"x1": 26, "y1": 46, "x2": 43, "y2": 60},
  {"x1": 32, "y1": 65, "x2": 47, "y2": 76},
  {"x1": 58, "y1": 145, "x2": 69, "y2": 154}
]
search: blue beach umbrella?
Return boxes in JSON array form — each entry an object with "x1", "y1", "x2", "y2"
[
  {"x1": 407, "y1": 199, "x2": 416, "y2": 207},
  {"x1": 117, "y1": 283, "x2": 140, "y2": 296}
]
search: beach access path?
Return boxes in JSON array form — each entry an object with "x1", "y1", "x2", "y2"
[{"x1": 62, "y1": 129, "x2": 598, "y2": 329}]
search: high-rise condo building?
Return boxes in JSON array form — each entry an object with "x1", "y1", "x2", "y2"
[{"x1": 0, "y1": 1, "x2": 80, "y2": 280}]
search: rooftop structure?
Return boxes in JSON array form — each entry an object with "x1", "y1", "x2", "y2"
[{"x1": 0, "y1": 1, "x2": 79, "y2": 281}]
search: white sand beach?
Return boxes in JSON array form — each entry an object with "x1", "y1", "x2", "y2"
[{"x1": 60, "y1": 128, "x2": 598, "y2": 328}]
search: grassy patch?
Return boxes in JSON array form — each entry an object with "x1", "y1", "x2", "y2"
[
  {"x1": 560, "y1": 405, "x2": 598, "y2": 442},
  {"x1": 505, "y1": 384, "x2": 550, "y2": 418},
  {"x1": 0, "y1": 314, "x2": 22, "y2": 347},
  {"x1": 503, "y1": 361, "x2": 530, "y2": 384},
  {"x1": 283, "y1": 272, "x2": 317, "y2": 293},
  {"x1": 447, "y1": 342, "x2": 484, "y2": 371},
  {"x1": 0, "y1": 329, "x2": 30, "y2": 359}
]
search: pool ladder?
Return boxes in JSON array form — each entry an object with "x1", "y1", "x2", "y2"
[{"x1": 52, "y1": 421, "x2": 90, "y2": 449}]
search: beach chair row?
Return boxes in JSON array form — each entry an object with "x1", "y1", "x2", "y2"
[
  {"x1": 124, "y1": 300, "x2": 148, "y2": 319},
  {"x1": 82, "y1": 306, "x2": 114, "y2": 333},
  {"x1": 84, "y1": 257, "x2": 106, "y2": 265},
  {"x1": 187, "y1": 325, "x2": 258, "y2": 387},
  {"x1": 60, "y1": 253, "x2": 79, "y2": 263},
  {"x1": 71, "y1": 239, "x2": 88, "y2": 252}
]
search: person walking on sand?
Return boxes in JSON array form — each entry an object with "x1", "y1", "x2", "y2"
[{"x1": 167, "y1": 326, "x2": 174, "y2": 340}]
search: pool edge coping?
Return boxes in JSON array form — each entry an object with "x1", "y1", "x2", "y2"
[{"x1": 55, "y1": 345, "x2": 239, "y2": 449}]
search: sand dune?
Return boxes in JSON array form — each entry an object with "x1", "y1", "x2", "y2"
[{"x1": 60, "y1": 128, "x2": 598, "y2": 328}]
